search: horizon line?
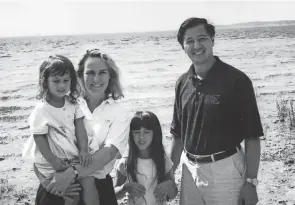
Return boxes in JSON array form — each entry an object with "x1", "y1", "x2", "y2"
[{"x1": 1, "y1": 19, "x2": 295, "y2": 39}]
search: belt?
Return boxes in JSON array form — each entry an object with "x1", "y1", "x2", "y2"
[{"x1": 186, "y1": 144, "x2": 241, "y2": 163}]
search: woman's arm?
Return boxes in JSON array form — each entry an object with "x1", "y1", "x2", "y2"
[
  {"x1": 114, "y1": 168, "x2": 128, "y2": 200},
  {"x1": 46, "y1": 103, "x2": 130, "y2": 193},
  {"x1": 75, "y1": 144, "x2": 118, "y2": 178},
  {"x1": 45, "y1": 140, "x2": 120, "y2": 195},
  {"x1": 75, "y1": 103, "x2": 130, "y2": 177}
]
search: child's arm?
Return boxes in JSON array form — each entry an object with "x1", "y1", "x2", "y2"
[
  {"x1": 74, "y1": 117, "x2": 92, "y2": 166},
  {"x1": 154, "y1": 168, "x2": 178, "y2": 201},
  {"x1": 34, "y1": 134, "x2": 69, "y2": 171}
]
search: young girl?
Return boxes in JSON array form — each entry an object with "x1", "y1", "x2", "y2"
[
  {"x1": 22, "y1": 55, "x2": 100, "y2": 205},
  {"x1": 114, "y1": 111, "x2": 178, "y2": 205}
]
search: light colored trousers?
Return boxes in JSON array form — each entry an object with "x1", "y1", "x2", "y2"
[{"x1": 180, "y1": 149, "x2": 246, "y2": 205}]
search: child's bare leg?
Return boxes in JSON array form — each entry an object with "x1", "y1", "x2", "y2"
[{"x1": 80, "y1": 176, "x2": 100, "y2": 205}]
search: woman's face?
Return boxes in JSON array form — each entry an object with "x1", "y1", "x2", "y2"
[{"x1": 83, "y1": 57, "x2": 110, "y2": 97}]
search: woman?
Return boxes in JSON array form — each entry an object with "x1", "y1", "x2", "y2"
[{"x1": 34, "y1": 48, "x2": 130, "y2": 205}]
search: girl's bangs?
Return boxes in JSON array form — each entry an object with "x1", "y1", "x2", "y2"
[
  {"x1": 48, "y1": 60, "x2": 69, "y2": 76},
  {"x1": 130, "y1": 112, "x2": 154, "y2": 130}
]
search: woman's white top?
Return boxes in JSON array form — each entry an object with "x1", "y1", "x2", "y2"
[
  {"x1": 116, "y1": 154, "x2": 173, "y2": 205},
  {"x1": 78, "y1": 97, "x2": 130, "y2": 178}
]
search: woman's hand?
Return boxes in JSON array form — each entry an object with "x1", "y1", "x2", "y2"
[
  {"x1": 123, "y1": 182, "x2": 146, "y2": 197},
  {"x1": 34, "y1": 164, "x2": 81, "y2": 200},
  {"x1": 51, "y1": 157, "x2": 70, "y2": 171},
  {"x1": 63, "y1": 183, "x2": 81, "y2": 202},
  {"x1": 45, "y1": 167, "x2": 76, "y2": 196}
]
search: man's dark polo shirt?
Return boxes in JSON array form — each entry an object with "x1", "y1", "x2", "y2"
[{"x1": 170, "y1": 56, "x2": 264, "y2": 155}]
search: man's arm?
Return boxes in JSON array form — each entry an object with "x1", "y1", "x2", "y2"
[
  {"x1": 233, "y1": 73, "x2": 263, "y2": 205},
  {"x1": 245, "y1": 137, "x2": 260, "y2": 179},
  {"x1": 170, "y1": 135, "x2": 183, "y2": 173},
  {"x1": 238, "y1": 137, "x2": 260, "y2": 205},
  {"x1": 170, "y1": 78, "x2": 183, "y2": 173}
]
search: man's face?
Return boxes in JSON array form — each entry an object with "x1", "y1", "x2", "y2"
[{"x1": 183, "y1": 25, "x2": 214, "y2": 65}]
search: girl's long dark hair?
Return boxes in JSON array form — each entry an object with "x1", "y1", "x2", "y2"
[
  {"x1": 126, "y1": 111, "x2": 166, "y2": 185},
  {"x1": 36, "y1": 55, "x2": 79, "y2": 103}
]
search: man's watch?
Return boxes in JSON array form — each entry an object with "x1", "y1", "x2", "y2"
[
  {"x1": 71, "y1": 165, "x2": 79, "y2": 180},
  {"x1": 246, "y1": 178, "x2": 259, "y2": 186}
]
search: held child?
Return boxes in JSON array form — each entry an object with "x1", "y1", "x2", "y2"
[
  {"x1": 114, "y1": 111, "x2": 178, "y2": 205},
  {"x1": 22, "y1": 55, "x2": 100, "y2": 205}
]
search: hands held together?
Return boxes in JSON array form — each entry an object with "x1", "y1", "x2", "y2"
[
  {"x1": 50, "y1": 150, "x2": 93, "y2": 173},
  {"x1": 45, "y1": 151, "x2": 92, "y2": 198}
]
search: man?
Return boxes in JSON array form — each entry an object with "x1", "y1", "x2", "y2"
[{"x1": 170, "y1": 17, "x2": 264, "y2": 205}]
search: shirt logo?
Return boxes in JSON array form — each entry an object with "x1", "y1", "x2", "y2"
[
  {"x1": 211, "y1": 94, "x2": 220, "y2": 104},
  {"x1": 204, "y1": 94, "x2": 220, "y2": 105}
]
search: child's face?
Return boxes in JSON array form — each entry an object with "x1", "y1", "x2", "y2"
[
  {"x1": 47, "y1": 73, "x2": 71, "y2": 100},
  {"x1": 132, "y1": 127, "x2": 153, "y2": 152}
]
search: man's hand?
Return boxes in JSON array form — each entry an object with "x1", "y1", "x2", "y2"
[
  {"x1": 153, "y1": 180, "x2": 173, "y2": 201},
  {"x1": 239, "y1": 182, "x2": 258, "y2": 205}
]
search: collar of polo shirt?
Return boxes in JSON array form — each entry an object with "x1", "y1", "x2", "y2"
[{"x1": 187, "y1": 56, "x2": 220, "y2": 80}]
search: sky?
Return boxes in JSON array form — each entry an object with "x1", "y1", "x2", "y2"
[{"x1": 0, "y1": 0, "x2": 295, "y2": 37}]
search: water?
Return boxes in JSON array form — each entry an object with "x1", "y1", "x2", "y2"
[{"x1": 1, "y1": 25, "x2": 295, "y2": 136}]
